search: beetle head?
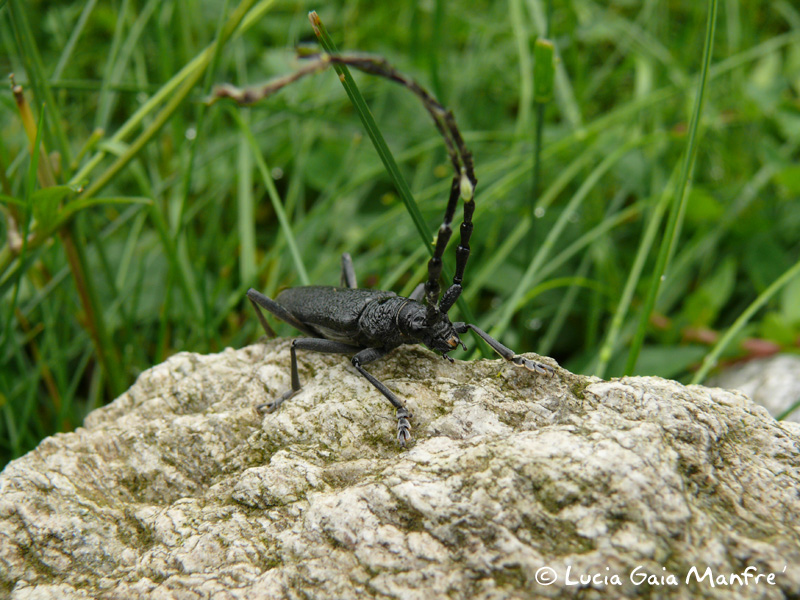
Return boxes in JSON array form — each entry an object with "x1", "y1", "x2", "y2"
[{"x1": 399, "y1": 301, "x2": 467, "y2": 357}]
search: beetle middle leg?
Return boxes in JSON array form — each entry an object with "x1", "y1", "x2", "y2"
[{"x1": 256, "y1": 338, "x2": 361, "y2": 413}]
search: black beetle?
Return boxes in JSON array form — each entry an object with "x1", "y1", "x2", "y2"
[{"x1": 230, "y1": 53, "x2": 555, "y2": 444}]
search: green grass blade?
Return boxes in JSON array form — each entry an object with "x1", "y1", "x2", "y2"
[
  {"x1": 6, "y1": 0, "x2": 72, "y2": 167},
  {"x1": 229, "y1": 107, "x2": 310, "y2": 285},
  {"x1": 488, "y1": 136, "x2": 641, "y2": 340},
  {"x1": 537, "y1": 254, "x2": 592, "y2": 357},
  {"x1": 624, "y1": 0, "x2": 719, "y2": 374},
  {"x1": 691, "y1": 259, "x2": 800, "y2": 385},
  {"x1": 70, "y1": 0, "x2": 269, "y2": 189},
  {"x1": 593, "y1": 183, "x2": 673, "y2": 379},
  {"x1": 78, "y1": 0, "x2": 259, "y2": 201},
  {"x1": 776, "y1": 398, "x2": 800, "y2": 422},
  {"x1": 96, "y1": 0, "x2": 161, "y2": 131},
  {"x1": 524, "y1": 0, "x2": 581, "y2": 128},
  {"x1": 52, "y1": 0, "x2": 99, "y2": 80},
  {"x1": 510, "y1": 0, "x2": 533, "y2": 137},
  {"x1": 0, "y1": 99, "x2": 43, "y2": 351},
  {"x1": 146, "y1": 202, "x2": 204, "y2": 319},
  {"x1": 62, "y1": 216, "x2": 127, "y2": 397},
  {"x1": 94, "y1": 0, "x2": 130, "y2": 131},
  {"x1": 310, "y1": 14, "x2": 433, "y2": 255}
]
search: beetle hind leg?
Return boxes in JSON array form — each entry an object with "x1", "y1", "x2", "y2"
[{"x1": 247, "y1": 288, "x2": 318, "y2": 338}]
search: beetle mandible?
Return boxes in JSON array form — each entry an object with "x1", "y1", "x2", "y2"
[{"x1": 223, "y1": 53, "x2": 556, "y2": 444}]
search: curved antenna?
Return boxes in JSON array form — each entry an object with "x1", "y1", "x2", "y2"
[{"x1": 213, "y1": 52, "x2": 478, "y2": 317}]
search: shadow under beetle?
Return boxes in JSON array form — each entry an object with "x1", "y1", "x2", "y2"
[{"x1": 220, "y1": 53, "x2": 555, "y2": 444}]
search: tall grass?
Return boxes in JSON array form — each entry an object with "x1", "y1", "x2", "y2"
[{"x1": 1, "y1": 1, "x2": 799, "y2": 467}]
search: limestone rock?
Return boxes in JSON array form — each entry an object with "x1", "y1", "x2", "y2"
[{"x1": 1, "y1": 340, "x2": 798, "y2": 599}]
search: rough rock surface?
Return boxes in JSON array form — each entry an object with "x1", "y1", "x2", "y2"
[
  {"x1": 1, "y1": 340, "x2": 799, "y2": 599},
  {"x1": 709, "y1": 354, "x2": 800, "y2": 423}
]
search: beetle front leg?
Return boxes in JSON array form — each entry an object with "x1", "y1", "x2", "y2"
[
  {"x1": 455, "y1": 323, "x2": 555, "y2": 376},
  {"x1": 351, "y1": 347, "x2": 413, "y2": 446}
]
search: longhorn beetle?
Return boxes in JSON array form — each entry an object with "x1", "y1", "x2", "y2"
[{"x1": 219, "y1": 53, "x2": 555, "y2": 445}]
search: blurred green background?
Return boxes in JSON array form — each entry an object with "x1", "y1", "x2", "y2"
[{"x1": 1, "y1": 0, "x2": 799, "y2": 468}]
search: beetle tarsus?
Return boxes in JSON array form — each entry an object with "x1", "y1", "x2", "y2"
[
  {"x1": 397, "y1": 407, "x2": 412, "y2": 446},
  {"x1": 511, "y1": 355, "x2": 556, "y2": 376},
  {"x1": 256, "y1": 388, "x2": 298, "y2": 414}
]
